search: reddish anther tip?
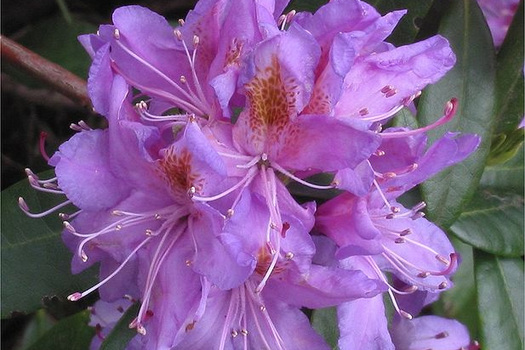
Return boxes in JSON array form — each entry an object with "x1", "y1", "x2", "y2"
[
  {"x1": 67, "y1": 292, "x2": 82, "y2": 301},
  {"x1": 39, "y1": 131, "x2": 50, "y2": 161}
]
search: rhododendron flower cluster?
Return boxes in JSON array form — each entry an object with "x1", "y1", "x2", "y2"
[{"x1": 20, "y1": 0, "x2": 482, "y2": 349}]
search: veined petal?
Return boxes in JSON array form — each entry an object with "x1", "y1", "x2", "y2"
[
  {"x1": 316, "y1": 193, "x2": 383, "y2": 257},
  {"x1": 275, "y1": 115, "x2": 381, "y2": 172},
  {"x1": 335, "y1": 35, "x2": 456, "y2": 120},
  {"x1": 391, "y1": 315, "x2": 471, "y2": 350},
  {"x1": 50, "y1": 129, "x2": 130, "y2": 211},
  {"x1": 234, "y1": 24, "x2": 320, "y2": 155}
]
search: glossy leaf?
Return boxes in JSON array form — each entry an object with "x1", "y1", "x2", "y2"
[
  {"x1": 1, "y1": 174, "x2": 97, "y2": 318},
  {"x1": 451, "y1": 147, "x2": 524, "y2": 256},
  {"x1": 419, "y1": 0, "x2": 496, "y2": 228},
  {"x1": 25, "y1": 310, "x2": 95, "y2": 350},
  {"x1": 367, "y1": 0, "x2": 433, "y2": 45},
  {"x1": 475, "y1": 251, "x2": 524, "y2": 350},
  {"x1": 100, "y1": 303, "x2": 140, "y2": 350},
  {"x1": 311, "y1": 307, "x2": 339, "y2": 350},
  {"x1": 493, "y1": 0, "x2": 524, "y2": 135}
]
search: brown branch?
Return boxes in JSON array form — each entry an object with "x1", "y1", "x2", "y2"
[{"x1": 1, "y1": 34, "x2": 92, "y2": 110}]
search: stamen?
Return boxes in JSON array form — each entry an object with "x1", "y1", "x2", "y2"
[
  {"x1": 271, "y1": 161, "x2": 334, "y2": 190},
  {"x1": 380, "y1": 98, "x2": 458, "y2": 139},
  {"x1": 19, "y1": 197, "x2": 72, "y2": 218},
  {"x1": 39, "y1": 132, "x2": 50, "y2": 161},
  {"x1": 67, "y1": 236, "x2": 152, "y2": 301},
  {"x1": 191, "y1": 166, "x2": 257, "y2": 202}
]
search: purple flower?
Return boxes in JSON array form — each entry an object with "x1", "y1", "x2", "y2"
[
  {"x1": 477, "y1": 0, "x2": 520, "y2": 47},
  {"x1": 17, "y1": 0, "x2": 482, "y2": 348}
]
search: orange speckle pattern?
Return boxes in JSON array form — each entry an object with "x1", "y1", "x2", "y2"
[
  {"x1": 254, "y1": 246, "x2": 286, "y2": 276},
  {"x1": 244, "y1": 56, "x2": 298, "y2": 146},
  {"x1": 157, "y1": 148, "x2": 203, "y2": 198}
]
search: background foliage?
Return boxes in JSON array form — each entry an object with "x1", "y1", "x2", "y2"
[{"x1": 1, "y1": 0, "x2": 523, "y2": 349}]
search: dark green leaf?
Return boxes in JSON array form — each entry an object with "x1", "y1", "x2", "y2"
[
  {"x1": 288, "y1": 0, "x2": 327, "y2": 12},
  {"x1": 1, "y1": 174, "x2": 97, "y2": 318},
  {"x1": 392, "y1": 107, "x2": 418, "y2": 129},
  {"x1": 433, "y1": 238, "x2": 479, "y2": 340},
  {"x1": 475, "y1": 251, "x2": 524, "y2": 350},
  {"x1": 367, "y1": 0, "x2": 433, "y2": 45},
  {"x1": 451, "y1": 146, "x2": 524, "y2": 256},
  {"x1": 481, "y1": 145, "x2": 524, "y2": 192},
  {"x1": 487, "y1": 128, "x2": 524, "y2": 165},
  {"x1": 26, "y1": 310, "x2": 95, "y2": 350},
  {"x1": 493, "y1": 0, "x2": 524, "y2": 135},
  {"x1": 419, "y1": 0, "x2": 496, "y2": 228},
  {"x1": 18, "y1": 309, "x2": 56, "y2": 350},
  {"x1": 311, "y1": 307, "x2": 339, "y2": 350},
  {"x1": 100, "y1": 303, "x2": 140, "y2": 350},
  {"x1": 450, "y1": 189, "x2": 523, "y2": 257}
]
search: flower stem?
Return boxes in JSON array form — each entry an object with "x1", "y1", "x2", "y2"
[{"x1": 0, "y1": 35, "x2": 92, "y2": 109}]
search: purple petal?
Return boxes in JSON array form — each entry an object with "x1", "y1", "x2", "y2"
[
  {"x1": 335, "y1": 35, "x2": 456, "y2": 119},
  {"x1": 50, "y1": 129, "x2": 130, "y2": 211},
  {"x1": 334, "y1": 160, "x2": 375, "y2": 196},
  {"x1": 391, "y1": 315, "x2": 471, "y2": 350}
]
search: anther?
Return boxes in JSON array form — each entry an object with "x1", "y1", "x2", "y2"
[
  {"x1": 435, "y1": 331, "x2": 449, "y2": 339},
  {"x1": 394, "y1": 238, "x2": 405, "y2": 244},
  {"x1": 417, "y1": 271, "x2": 430, "y2": 278},
  {"x1": 112, "y1": 210, "x2": 123, "y2": 216},
  {"x1": 63, "y1": 221, "x2": 76, "y2": 233},
  {"x1": 285, "y1": 252, "x2": 294, "y2": 259},
  {"x1": 383, "y1": 172, "x2": 397, "y2": 178},
  {"x1": 188, "y1": 186, "x2": 196, "y2": 198},
  {"x1": 400, "y1": 229, "x2": 412, "y2": 236},
  {"x1": 260, "y1": 305, "x2": 266, "y2": 311},
  {"x1": 180, "y1": 75, "x2": 187, "y2": 84},
  {"x1": 391, "y1": 206, "x2": 400, "y2": 213},
  {"x1": 113, "y1": 29, "x2": 120, "y2": 39},
  {"x1": 115, "y1": 224, "x2": 123, "y2": 231},
  {"x1": 381, "y1": 85, "x2": 394, "y2": 94},
  {"x1": 59, "y1": 213, "x2": 69, "y2": 220},
  {"x1": 374, "y1": 149, "x2": 385, "y2": 156},
  {"x1": 145, "y1": 229, "x2": 154, "y2": 236},
  {"x1": 136, "y1": 325, "x2": 147, "y2": 335},
  {"x1": 174, "y1": 29, "x2": 182, "y2": 40},
  {"x1": 80, "y1": 250, "x2": 88, "y2": 262},
  {"x1": 178, "y1": 19, "x2": 185, "y2": 26},
  {"x1": 226, "y1": 209, "x2": 234, "y2": 218},
  {"x1": 154, "y1": 213, "x2": 162, "y2": 220},
  {"x1": 385, "y1": 89, "x2": 398, "y2": 98},
  {"x1": 231, "y1": 330, "x2": 238, "y2": 337},
  {"x1": 18, "y1": 197, "x2": 29, "y2": 211},
  {"x1": 185, "y1": 259, "x2": 192, "y2": 266},
  {"x1": 438, "y1": 281, "x2": 448, "y2": 290},
  {"x1": 359, "y1": 108, "x2": 369, "y2": 116},
  {"x1": 67, "y1": 292, "x2": 82, "y2": 301},
  {"x1": 240, "y1": 329, "x2": 248, "y2": 336},
  {"x1": 399, "y1": 310, "x2": 413, "y2": 320},
  {"x1": 193, "y1": 35, "x2": 200, "y2": 47}
]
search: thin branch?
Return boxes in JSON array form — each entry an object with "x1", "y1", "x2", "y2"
[{"x1": 1, "y1": 35, "x2": 92, "y2": 110}]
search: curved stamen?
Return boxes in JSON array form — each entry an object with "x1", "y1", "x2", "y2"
[
  {"x1": 19, "y1": 197, "x2": 72, "y2": 218},
  {"x1": 39, "y1": 132, "x2": 50, "y2": 162},
  {"x1": 380, "y1": 98, "x2": 457, "y2": 139},
  {"x1": 271, "y1": 161, "x2": 334, "y2": 190},
  {"x1": 191, "y1": 166, "x2": 257, "y2": 202},
  {"x1": 135, "y1": 101, "x2": 192, "y2": 123},
  {"x1": 68, "y1": 236, "x2": 153, "y2": 301}
]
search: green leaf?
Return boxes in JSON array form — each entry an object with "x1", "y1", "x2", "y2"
[
  {"x1": 288, "y1": 0, "x2": 327, "y2": 12},
  {"x1": 451, "y1": 147, "x2": 524, "y2": 256},
  {"x1": 18, "y1": 309, "x2": 56, "y2": 350},
  {"x1": 487, "y1": 128, "x2": 524, "y2": 166},
  {"x1": 481, "y1": 145, "x2": 524, "y2": 192},
  {"x1": 475, "y1": 251, "x2": 524, "y2": 350},
  {"x1": 1, "y1": 174, "x2": 97, "y2": 318},
  {"x1": 392, "y1": 107, "x2": 418, "y2": 129},
  {"x1": 311, "y1": 307, "x2": 339, "y2": 350},
  {"x1": 450, "y1": 189, "x2": 523, "y2": 257},
  {"x1": 367, "y1": 0, "x2": 433, "y2": 45},
  {"x1": 493, "y1": 0, "x2": 524, "y2": 135},
  {"x1": 418, "y1": 0, "x2": 496, "y2": 228},
  {"x1": 433, "y1": 238, "x2": 479, "y2": 340},
  {"x1": 100, "y1": 303, "x2": 140, "y2": 350},
  {"x1": 25, "y1": 310, "x2": 95, "y2": 350}
]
